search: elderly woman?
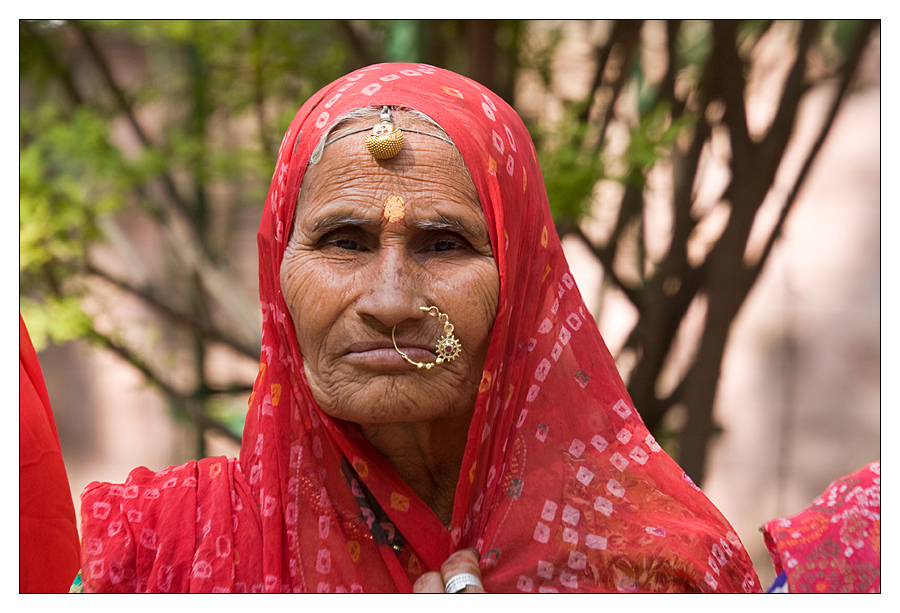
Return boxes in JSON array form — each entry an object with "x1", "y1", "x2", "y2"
[{"x1": 78, "y1": 63, "x2": 760, "y2": 593}]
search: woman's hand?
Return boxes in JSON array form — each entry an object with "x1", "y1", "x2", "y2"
[{"x1": 413, "y1": 548, "x2": 485, "y2": 593}]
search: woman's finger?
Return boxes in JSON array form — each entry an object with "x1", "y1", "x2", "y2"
[
  {"x1": 440, "y1": 548, "x2": 485, "y2": 593},
  {"x1": 413, "y1": 571, "x2": 446, "y2": 593}
]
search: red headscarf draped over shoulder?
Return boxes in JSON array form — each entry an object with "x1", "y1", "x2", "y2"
[{"x1": 80, "y1": 63, "x2": 761, "y2": 593}]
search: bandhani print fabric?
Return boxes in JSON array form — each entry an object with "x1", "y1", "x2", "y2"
[
  {"x1": 79, "y1": 63, "x2": 761, "y2": 593},
  {"x1": 762, "y1": 462, "x2": 880, "y2": 593}
]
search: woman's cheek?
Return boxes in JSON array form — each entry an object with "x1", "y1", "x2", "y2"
[
  {"x1": 282, "y1": 256, "x2": 333, "y2": 349},
  {"x1": 459, "y1": 263, "x2": 500, "y2": 332}
]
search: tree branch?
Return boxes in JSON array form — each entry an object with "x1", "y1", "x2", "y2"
[
  {"x1": 85, "y1": 325, "x2": 242, "y2": 444},
  {"x1": 251, "y1": 20, "x2": 274, "y2": 159},
  {"x1": 72, "y1": 21, "x2": 153, "y2": 146},
  {"x1": 577, "y1": 19, "x2": 643, "y2": 125},
  {"x1": 86, "y1": 263, "x2": 260, "y2": 360},
  {"x1": 71, "y1": 20, "x2": 197, "y2": 222},
  {"x1": 591, "y1": 21, "x2": 644, "y2": 154},
  {"x1": 53, "y1": 24, "x2": 261, "y2": 346},
  {"x1": 337, "y1": 20, "x2": 377, "y2": 68},
  {"x1": 568, "y1": 223, "x2": 639, "y2": 305},
  {"x1": 755, "y1": 21, "x2": 820, "y2": 177},
  {"x1": 712, "y1": 21, "x2": 752, "y2": 164},
  {"x1": 750, "y1": 20, "x2": 877, "y2": 282},
  {"x1": 20, "y1": 21, "x2": 85, "y2": 106}
]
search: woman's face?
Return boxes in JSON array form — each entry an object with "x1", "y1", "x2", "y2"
[{"x1": 280, "y1": 113, "x2": 500, "y2": 427}]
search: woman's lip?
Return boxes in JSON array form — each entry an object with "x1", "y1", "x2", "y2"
[
  {"x1": 346, "y1": 340, "x2": 433, "y2": 354},
  {"x1": 344, "y1": 342, "x2": 436, "y2": 365}
]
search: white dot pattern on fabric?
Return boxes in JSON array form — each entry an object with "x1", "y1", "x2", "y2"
[
  {"x1": 540, "y1": 500, "x2": 558, "y2": 521},
  {"x1": 576, "y1": 466, "x2": 594, "y2": 485},
  {"x1": 569, "y1": 439, "x2": 585, "y2": 458}
]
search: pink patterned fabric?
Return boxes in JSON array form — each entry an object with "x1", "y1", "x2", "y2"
[
  {"x1": 763, "y1": 462, "x2": 880, "y2": 593},
  {"x1": 79, "y1": 63, "x2": 760, "y2": 593}
]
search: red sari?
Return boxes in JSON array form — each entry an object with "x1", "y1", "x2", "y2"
[
  {"x1": 20, "y1": 316, "x2": 81, "y2": 592},
  {"x1": 79, "y1": 63, "x2": 761, "y2": 593}
]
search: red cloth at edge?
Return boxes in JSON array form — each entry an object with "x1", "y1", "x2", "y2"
[{"x1": 20, "y1": 315, "x2": 81, "y2": 592}]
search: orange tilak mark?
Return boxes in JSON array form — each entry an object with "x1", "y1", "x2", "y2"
[{"x1": 383, "y1": 194, "x2": 405, "y2": 223}]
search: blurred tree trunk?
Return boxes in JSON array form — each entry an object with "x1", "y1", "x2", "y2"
[
  {"x1": 467, "y1": 20, "x2": 497, "y2": 92},
  {"x1": 539, "y1": 19, "x2": 878, "y2": 483}
]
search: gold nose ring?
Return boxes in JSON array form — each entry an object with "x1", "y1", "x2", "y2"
[{"x1": 391, "y1": 306, "x2": 462, "y2": 370}]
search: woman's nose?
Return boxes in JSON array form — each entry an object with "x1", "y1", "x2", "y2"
[{"x1": 354, "y1": 247, "x2": 424, "y2": 330}]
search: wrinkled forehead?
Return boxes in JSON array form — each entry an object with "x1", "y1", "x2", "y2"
[
  {"x1": 295, "y1": 110, "x2": 482, "y2": 228},
  {"x1": 293, "y1": 103, "x2": 482, "y2": 231}
]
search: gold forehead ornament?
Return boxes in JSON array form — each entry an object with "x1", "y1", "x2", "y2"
[
  {"x1": 324, "y1": 106, "x2": 455, "y2": 160},
  {"x1": 366, "y1": 111, "x2": 404, "y2": 159}
]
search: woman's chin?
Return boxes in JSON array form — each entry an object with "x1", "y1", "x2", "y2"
[{"x1": 314, "y1": 375, "x2": 465, "y2": 426}]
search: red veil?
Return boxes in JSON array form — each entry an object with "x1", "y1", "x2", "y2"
[{"x1": 80, "y1": 63, "x2": 761, "y2": 593}]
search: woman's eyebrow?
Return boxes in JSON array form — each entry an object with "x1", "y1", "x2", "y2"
[
  {"x1": 307, "y1": 211, "x2": 485, "y2": 239},
  {"x1": 409, "y1": 214, "x2": 484, "y2": 238},
  {"x1": 308, "y1": 214, "x2": 377, "y2": 234}
]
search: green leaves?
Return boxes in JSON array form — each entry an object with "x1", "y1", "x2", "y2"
[
  {"x1": 20, "y1": 105, "x2": 123, "y2": 275},
  {"x1": 20, "y1": 295, "x2": 93, "y2": 352},
  {"x1": 539, "y1": 119, "x2": 605, "y2": 223},
  {"x1": 539, "y1": 99, "x2": 695, "y2": 224},
  {"x1": 623, "y1": 103, "x2": 696, "y2": 189}
]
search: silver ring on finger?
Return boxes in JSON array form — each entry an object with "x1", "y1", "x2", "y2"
[{"x1": 444, "y1": 572, "x2": 482, "y2": 593}]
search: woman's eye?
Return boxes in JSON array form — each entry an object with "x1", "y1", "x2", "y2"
[
  {"x1": 427, "y1": 234, "x2": 471, "y2": 253},
  {"x1": 433, "y1": 240, "x2": 460, "y2": 252},
  {"x1": 317, "y1": 229, "x2": 367, "y2": 251},
  {"x1": 332, "y1": 238, "x2": 360, "y2": 251}
]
